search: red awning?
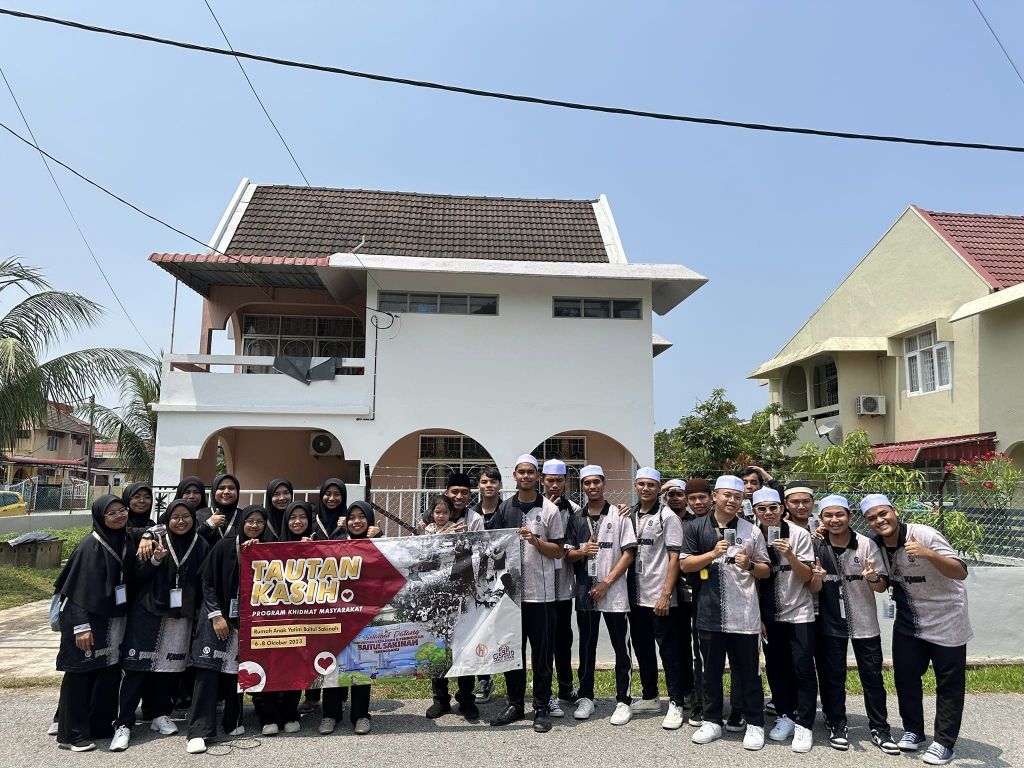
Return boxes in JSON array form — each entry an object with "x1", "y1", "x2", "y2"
[
  {"x1": 871, "y1": 432, "x2": 997, "y2": 465},
  {"x1": 1, "y1": 455, "x2": 86, "y2": 468}
]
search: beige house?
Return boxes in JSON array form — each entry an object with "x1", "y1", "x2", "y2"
[
  {"x1": 1, "y1": 402, "x2": 91, "y2": 484},
  {"x1": 751, "y1": 205, "x2": 1024, "y2": 469}
]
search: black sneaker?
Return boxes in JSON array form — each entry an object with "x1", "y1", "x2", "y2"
[
  {"x1": 474, "y1": 677, "x2": 494, "y2": 704},
  {"x1": 425, "y1": 701, "x2": 451, "y2": 719},
  {"x1": 687, "y1": 707, "x2": 703, "y2": 727},
  {"x1": 490, "y1": 704, "x2": 525, "y2": 727},
  {"x1": 558, "y1": 689, "x2": 580, "y2": 704},
  {"x1": 829, "y1": 725, "x2": 850, "y2": 751},
  {"x1": 725, "y1": 712, "x2": 746, "y2": 732},
  {"x1": 460, "y1": 701, "x2": 480, "y2": 721},
  {"x1": 533, "y1": 709, "x2": 552, "y2": 733},
  {"x1": 871, "y1": 729, "x2": 900, "y2": 755}
]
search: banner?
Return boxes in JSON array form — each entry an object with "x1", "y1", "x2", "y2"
[{"x1": 238, "y1": 530, "x2": 522, "y2": 693}]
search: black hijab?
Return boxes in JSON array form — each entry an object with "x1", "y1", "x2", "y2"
[
  {"x1": 175, "y1": 475, "x2": 207, "y2": 510},
  {"x1": 53, "y1": 494, "x2": 135, "y2": 617},
  {"x1": 264, "y1": 477, "x2": 293, "y2": 539},
  {"x1": 345, "y1": 500, "x2": 376, "y2": 540},
  {"x1": 135, "y1": 500, "x2": 209, "y2": 618},
  {"x1": 201, "y1": 504, "x2": 269, "y2": 627},
  {"x1": 197, "y1": 473, "x2": 242, "y2": 538},
  {"x1": 280, "y1": 500, "x2": 314, "y2": 542},
  {"x1": 121, "y1": 481, "x2": 155, "y2": 529},
  {"x1": 314, "y1": 478, "x2": 348, "y2": 540}
]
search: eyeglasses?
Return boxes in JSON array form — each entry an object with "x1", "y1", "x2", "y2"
[
  {"x1": 168, "y1": 515, "x2": 192, "y2": 524},
  {"x1": 244, "y1": 519, "x2": 265, "y2": 527},
  {"x1": 754, "y1": 504, "x2": 781, "y2": 512},
  {"x1": 103, "y1": 507, "x2": 129, "y2": 518}
]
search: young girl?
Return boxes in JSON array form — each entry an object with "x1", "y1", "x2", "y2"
[
  {"x1": 196, "y1": 474, "x2": 242, "y2": 544},
  {"x1": 53, "y1": 494, "x2": 136, "y2": 751},
  {"x1": 264, "y1": 478, "x2": 293, "y2": 540},
  {"x1": 313, "y1": 478, "x2": 348, "y2": 540},
  {"x1": 185, "y1": 504, "x2": 268, "y2": 754},
  {"x1": 122, "y1": 482, "x2": 156, "y2": 533},
  {"x1": 110, "y1": 500, "x2": 209, "y2": 751},
  {"x1": 424, "y1": 494, "x2": 460, "y2": 535}
]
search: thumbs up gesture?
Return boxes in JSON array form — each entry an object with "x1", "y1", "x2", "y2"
[
  {"x1": 810, "y1": 557, "x2": 825, "y2": 580},
  {"x1": 904, "y1": 532, "x2": 929, "y2": 560}
]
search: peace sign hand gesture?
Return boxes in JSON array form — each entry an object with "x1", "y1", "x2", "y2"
[{"x1": 810, "y1": 557, "x2": 826, "y2": 581}]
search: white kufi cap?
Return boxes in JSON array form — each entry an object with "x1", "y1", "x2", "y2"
[
  {"x1": 542, "y1": 459, "x2": 567, "y2": 476},
  {"x1": 714, "y1": 475, "x2": 745, "y2": 493}
]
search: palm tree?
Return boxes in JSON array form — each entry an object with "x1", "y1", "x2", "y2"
[
  {"x1": 84, "y1": 360, "x2": 161, "y2": 482},
  {"x1": 0, "y1": 257, "x2": 151, "y2": 456}
]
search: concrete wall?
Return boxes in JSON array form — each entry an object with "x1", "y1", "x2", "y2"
[{"x1": 978, "y1": 301, "x2": 1024, "y2": 455}]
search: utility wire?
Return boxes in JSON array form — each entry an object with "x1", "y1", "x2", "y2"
[
  {"x1": 1, "y1": 6, "x2": 1023, "y2": 154},
  {"x1": 970, "y1": 0, "x2": 1024, "y2": 89},
  {"x1": 0, "y1": 64, "x2": 158, "y2": 356}
]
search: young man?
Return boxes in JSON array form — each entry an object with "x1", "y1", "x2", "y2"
[
  {"x1": 738, "y1": 466, "x2": 765, "y2": 522},
  {"x1": 809, "y1": 494, "x2": 898, "y2": 755},
  {"x1": 540, "y1": 459, "x2": 580, "y2": 717},
  {"x1": 627, "y1": 468, "x2": 686, "y2": 730},
  {"x1": 681, "y1": 475, "x2": 770, "y2": 751},
  {"x1": 469, "y1": 467, "x2": 503, "y2": 705},
  {"x1": 488, "y1": 455, "x2": 564, "y2": 733},
  {"x1": 566, "y1": 464, "x2": 636, "y2": 725},
  {"x1": 751, "y1": 487, "x2": 817, "y2": 752},
  {"x1": 681, "y1": 477, "x2": 712, "y2": 727},
  {"x1": 661, "y1": 479, "x2": 697, "y2": 715},
  {"x1": 783, "y1": 481, "x2": 816, "y2": 531},
  {"x1": 863, "y1": 494, "x2": 972, "y2": 766}
]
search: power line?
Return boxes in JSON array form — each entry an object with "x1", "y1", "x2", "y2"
[
  {"x1": 970, "y1": 0, "x2": 1024, "y2": 89},
  {"x1": 0, "y1": 64, "x2": 158, "y2": 356},
  {"x1": 1, "y1": 6, "x2": 1023, "y2": 154}
]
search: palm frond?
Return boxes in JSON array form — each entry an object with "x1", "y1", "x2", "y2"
[
  {"x1": 38, "y1": 348, "x2": 152, "y2": 406},
  {"x1": 0, "y1": 257, "x2": 51, "y2": 296},
  {"x1": 0, "y1": 290, "x2": 106, "y2": 355}
]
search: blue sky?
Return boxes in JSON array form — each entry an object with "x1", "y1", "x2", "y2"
[{"x1": 1, "y1": 1, "x2": 1022, "y2": 428}]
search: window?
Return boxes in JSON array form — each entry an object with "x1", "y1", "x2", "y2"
[
  {"x1": 0, "y1": 492, "x2": 16, "y2": 507},
  {"x1": 46, "y1": 433, "x2": 58, "y2": 452},
  {"x1": 553, "y1": 297, "x2": 642, "y2": 319},
  {"x1": 904, "y1": 329, "x2": 951, "y2": 395},
  {"x1": 812, "y1": 357, "x2": 838, "y2": 408},
  {"x1": 378, "y1": 292, "x2": 497, "y2": 316},
  {"x1": 418, "y1": 434, "x2": 496, "y2": 490},
  {"x1": 241, "y1": 314, "x2": 365, "y2": 374},
  {"x1": 15, "y1": 429, "x2": 30, "y2": 439},
  {"x1": 532, "y1": 436, "x2": 588, "y2": 501}
]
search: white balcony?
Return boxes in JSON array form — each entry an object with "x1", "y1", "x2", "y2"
[{"x1": 155, "y1": 354, "x2": 372, "y2": 416}]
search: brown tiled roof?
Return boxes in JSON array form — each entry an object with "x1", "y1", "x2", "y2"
[
  {"x1": 224, "y1": 185, "x2": 610, "y2": 263},
  {"x1": 916, "y1": 207, "x2": 1024, "y2": 289},
  {"x1": 45, "y1": 403, "x2": 90, "y2": 435}
]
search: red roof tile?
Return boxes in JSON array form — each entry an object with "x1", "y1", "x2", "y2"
[
  {"x1": 872, "y1": 432, "x2": 996, "y2": 464},
  {"x1": 915, "y1": 206, "x2": 1024, "y2": 289}
]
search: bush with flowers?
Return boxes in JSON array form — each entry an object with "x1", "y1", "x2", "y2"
[{"x1": 948, "y1": 451, "x2": 1023, "y2": 510}]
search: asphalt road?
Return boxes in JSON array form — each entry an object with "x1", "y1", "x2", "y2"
[{"x1": 9, "y1": 688, "x2": 1021, "y2": 767}]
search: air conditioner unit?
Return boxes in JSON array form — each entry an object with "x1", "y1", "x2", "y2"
[
  {"x1": 309, "y1": 432, "x2": 343, "y2": 457},
  {"x1": 856, "y1": 395, "x2": 886, "y2": 416}
]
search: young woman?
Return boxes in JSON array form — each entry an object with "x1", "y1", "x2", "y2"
[
  {"x1": 313, "y1": 478, "x2": 348, "y2": 540},
  {"x1": 110, "y1": 500, "x2": 209, "y2": 751},
  {"x1": 320, "y1": 501, "x2": 376, "y2": 736},
  {"x1": 196, "y1": 474, "x2": 242, "y2": 544},
  {"x1": 264, "y1": 478, "x2": 294, "y2": 540},
  {"x1": 122, "y1": 482, "x2": 156, "y2": 534},
  {"x1": 176, "y1": 476, "x2": 207, "y2": 511},
  {"x1": 53, "y1": 494, "x2": 136, "y2": 751},
  {"x1": 185, "y1": 504, "x2": 268, "y2": 754}
]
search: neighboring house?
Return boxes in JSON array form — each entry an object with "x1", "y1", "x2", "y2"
[
  {"x1": 751, "y1": 205, "x2": 1024, "y2": 470},
  {"x1": 1, "y1": 402, "x2": 90, "y2": 485},
  {"x1": 91, "y1": 442, "x2": 128, "y2": 488},
  {"x1": 149, "y1": 180, "x2": 706, "y2": 504}
]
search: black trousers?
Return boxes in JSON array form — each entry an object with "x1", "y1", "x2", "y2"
[
  {"x1": 674, "y1": 603, "x2": 696, "y2": 697},
  {"x1": 630, "y1": 604, "x2": 684, "y2": 703},
  {"x1": 763, "y1": 620, "x2": 817, "y2": 728},
  {"x1": 699, "y1": 630, "x2": 763, "y2": 726},
  {"x1": 115, "y1": 670, "x2": 177, "y2": 727},
  {"x1": 577, "y1": 610, "x2": 632, "y2": 703},
  {"x1": 431, "y1": 674, "x2": 475, "y2": 707},
  {"x1": 553, "y1": 598, "x2": 576, "y2": 698},
  {"x1": 175, "y1": 668, "x2": 195, "y2": 708},
  {"x1": 504, "y1": 601, "x2": 556, "y2": 711},
  {"x1": 892, "y1": 632, "x2": 967, "y2": 749},
  {"x1": 252, "y1": 691, "x2": 300, "y2": 727},
  {"x1": 323, "y1": 685, "x2": 370, "y2": 721},
  {"x1": 689, "y1": 603, "x2": 704, "y2": 709},
  {"x1": 816, "y1": 629, "x2": 889, "y2": 731},
  {"x1": 187, "y1": 669, "x2": 242, "y2": 739},
  {"x1": 57, "y1": 665, "x2": 121, "y2": 745}
]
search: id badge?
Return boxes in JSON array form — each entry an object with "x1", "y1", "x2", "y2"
[
  {"x1": 635, "y1": 558, "x2": 645, "y2": 575},
  {"x1": 229, "y1": 598, "x2": 239, "y2": 619},
  {"x1": 767, "y1": 526, "x2": 780, "y2": 544},
  {"x1": 169, "y1": 588, "x2": 183, "y2": 609},
  {"x1": 884, "y1": 599, "x2": 896, "y2": 620},
  {"x1": 587, "y1": 559, "x2": 597, "y2": 577},
  {"x1": 114, "y1": 584, "x2": 127, "y2": 605},
  {"x1": 838, "y1": 599, "x2": 846, "y2": 620},
  {"x1": 723, "y1": 529, "x2": 736, "y2": 546},
  {"x1": 554, "y1": 556, "x2": 562, "y2": 571}
]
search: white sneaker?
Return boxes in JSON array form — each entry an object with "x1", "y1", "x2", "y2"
[
  {"x1": 186, "y1": 737, "x2": 207, "y2": 754},
  {"x1": 574, "y1": 697, "x2": 595, "y2": 720},
  {"x1": 792, "y1": 724, "x2": 813, "y2": 753},
  {"x1": 353, "y1": 717, "x2": 371, "y2": 735},
  {"x1": 262, "y1": 723, "x2": 279, "y2": 736},
  {"x1": 630, "y1": 697, "x2": 661, "y2": 713},
  {"x1": 47, "y1": 722, "x2": 59, "y2": 737},
  {"x1": 548, "y1": 696, "x2": 564, "y2": 718},
  {"x1": 692, "y1": 721, "x2": 723, "y2": 744},
  {"x1": 744, "y1": 724, "x2": 765, "y2": 750},
  {"x1": 769, "y1": 714, "x2": 795, "y2": 741},
  {"x1": 109, "y1": 726, "x2": 130, "y2": 752},
  {"x1": 662, "y1": 701, "x2": 684, "y2": 730},
  {"x1": 610, "y1": 701, "x2": 633, "y2": 725},
  {"x1": 318, "y1": 717, "x2": 336, "y2": 735},
  {"x1": 228, "y1": 725, "x2": 245, "y2": 736},
  {"x1": 151, "y1": 715, "x2": 178, "y2": 735},
  {"x1": 283, "y1": 720, "x2": 300, "y2": 733}
]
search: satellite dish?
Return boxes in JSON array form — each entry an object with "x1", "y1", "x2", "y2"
[{"x1": 814, "y1": 421, "x2": 842, "y2": 444}]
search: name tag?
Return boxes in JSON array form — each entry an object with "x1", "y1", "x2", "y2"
[
  {"x1": 839, "y1": 599, "x2": 846, "y2": 620},
  {"x1": 635, "y1": 558, "x2": 645, "y2": 575},
  {"x1": 884, "y1": 599, "x2": 895, "y2": 620},
  {"x1": 114, "y1": 584, "x2": 127, "y2": 605},
  {"x1": 169, "y1": 588, "x2": 183, "y2": 609},
  {"x1": 587, "y1": 559, "x2": 597, "y2": 577},
  {"x1": 554, "y1": 556, "x2": 562, "y2": 571},
  {"x1": 229, "y1": 598, "x2": 239, "y2": 619}
]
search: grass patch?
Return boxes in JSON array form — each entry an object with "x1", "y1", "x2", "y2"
[{"x1": 0, "y1": 565, "x2": 61, "y2": 610}]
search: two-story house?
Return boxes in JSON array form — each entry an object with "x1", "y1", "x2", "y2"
[
  {"x1": 150, "y1": 180, "x2": 706, "y2": 511},
  {"x1": 1, "y1": 402, "x2": 90, "y2": 485},
  {"x1": 750, "y1": 205, "x2": 1024, "y2": 470}
]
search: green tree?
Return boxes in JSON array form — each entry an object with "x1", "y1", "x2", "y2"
[
  {"x1": 791, "y1": 429, "x2": 926, "y2": 500},
  {"x1": 655, "y1": 389, "x2": 799, "y2": 478},
  {"x1": 0, "y1": 258, "x2": 149, "y2": 454}
]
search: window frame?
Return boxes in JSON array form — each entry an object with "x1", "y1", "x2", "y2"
[
  {"x1": 240, "y1": 313, "x2": 366, "y2": 375},
  {"x1": 377, "y1": 292, "x2": 498, "y2": 316},
  {"x1": 552, "y1": 297, "x2": 643, "y2": 320},
  {"x1": 904, "y1": 329, "x2": 952, "y2": 396}
]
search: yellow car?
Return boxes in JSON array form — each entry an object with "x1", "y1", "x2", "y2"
[{"x1": 0, "y1": 491, "x2": 28, "y2": 517}]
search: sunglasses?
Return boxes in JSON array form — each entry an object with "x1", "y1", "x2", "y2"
[{"x1": 755, "y1": 504, "x2": 781, "y2": 512}]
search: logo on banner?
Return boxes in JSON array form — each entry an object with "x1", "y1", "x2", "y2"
[
  {"x1": 492, "y1": 645, "x2": 516, "y2": 664},
  {"x1": 237, "y1": 661, "x2": 266, "y2": 692},
  {"x1": 475, "y1": 643, "x2": 488, "y2": 658},
  {"x1": 314, "y1": 651, "x2": 338, "y2": 675}
]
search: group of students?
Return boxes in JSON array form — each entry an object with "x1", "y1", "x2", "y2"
[{"x1": 48, "y1": 458, "x2": 971, "y2": 766}]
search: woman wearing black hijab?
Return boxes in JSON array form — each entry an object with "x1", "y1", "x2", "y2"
[
  {"x1": 313, "y1": 478, "x2": 347, "y2": 540},
  {"x1": 110, "y1": 500, "x2": 209, "y2": 752},
  {"x1": 122, "y1": 481, "x2": 156, "y2": 533},
  {"x1": 196, "y1": 474, "x2": 242, "y2": 544},
  {"x1": 264, "y1": 478, "x2": 294, "y2": 540},
  {"x1": 176, "y1": 476, "x2": 207, "y2": 512},
  {"x1": 319, "y1": 500, "x2": 375, "y2": 736},
  {"x1": 185, "y1": 504, "x2": 268, "y2": 754},
  {"x1": 53, "y1": 494, "x2": 136, "y2": 752}
]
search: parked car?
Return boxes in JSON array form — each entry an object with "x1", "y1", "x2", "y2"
[{"x1": 0, "y1": 491, "x2": 28, "y2": 517}]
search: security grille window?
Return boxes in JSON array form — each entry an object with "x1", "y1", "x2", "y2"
[
  {"x1": 378, "y1": 292, "x2": 498, "y2": 315},
  {"x1": 553, "y1": 298, "x2": 642, "y2": 319},
  {"x1": 905, "y1": 329, "x2": 951, "y2": 395},
  {"x1": 812, "y1": 358, "x2": 839, "y2": 408},
  {"x1": 241, "y1": 314, "x2": 365, "y2": 374},
  {"x1": 532, "y1": 436, "x2": 587, "y2": 500},
  {"x1": 418, "y1": 434, "x2": 496, "y2": 490},
  {"x1": 46, "y1": 432, "x2": 59, "y2": 452}
]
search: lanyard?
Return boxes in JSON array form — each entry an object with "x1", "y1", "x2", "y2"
[
  {"x1": 166, "y1": 533, "x2": 199, "y2": 589},
  {"x1": 91, "y1": 531, "x2": 127, "y2": 582}
]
